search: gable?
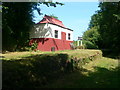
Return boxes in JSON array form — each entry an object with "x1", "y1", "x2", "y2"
[{"x1": 37, "y1": 15, "x2": 73, "y2": 31}]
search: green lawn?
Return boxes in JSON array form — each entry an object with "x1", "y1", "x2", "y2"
[
  {"x1": 2, "y1": 49, "x2": 119, "y2": 88},
  {"x1": 43, "y1": 57, "x2": 119, "y2": 88},
  {"x1": 1, "y1": 49, "x2": 101, "y2": 60}
]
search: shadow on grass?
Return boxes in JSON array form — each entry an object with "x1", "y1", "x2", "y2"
[
  {"x1": 2, "y1": 53, "x2": 74, "y2": 88},
  {"x1": 83, "y1": 66, "x2": 120, "y2": 88},
  {"x1": 44, "y1": 66, "x2": 120, "y2": 88},
  {"x1": 2, "y1": 53, "x2": 120, "y2": 88},
  {"x1": 101, "y1": 49, "x2": 120, "y2": 59}
]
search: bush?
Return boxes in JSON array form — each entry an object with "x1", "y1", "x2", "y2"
[
  {"x1": 76, "y1": 45, "x2": 85, "y2": 49},
  {"x1": 83, "y1": 40, "x2": 98, "y2": 49},
  {"x1": 17, "y1": 40, "x2": 38, "y2": 51},
  {"x1": 31, "y1": 41, "x2": 38, "y2": 51}
]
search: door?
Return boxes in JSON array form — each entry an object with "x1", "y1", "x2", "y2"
[
  {"x1": 61, "y1": 32, "x2": 66, "y2": 40},
  {"x1": 61, "y1": 32, "x2": 66, "y2": 50}
]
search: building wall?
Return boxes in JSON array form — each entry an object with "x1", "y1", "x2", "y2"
[
  {"x1": 30, "y1": 38, "x2": 73, "y2": 51},
  {"x1": 29, "y1": 24, "x2": 53, "y2": 38},
  {"x1": 30, "y1": 23, "x2": 73, "y2": 41},
  {"x1": 29, "y1": 23, "x2": 73, "y2": 51}
]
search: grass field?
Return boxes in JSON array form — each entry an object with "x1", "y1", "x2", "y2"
[
  {"x1": 43, "y1": 57, "x2": 119, "y2": 88},
  {"x1": 1, "y1": 49, "x2": 119, "y2": 88},
  {"x1": 1, "y1": 49, "x2": 101, "y2": 60}
]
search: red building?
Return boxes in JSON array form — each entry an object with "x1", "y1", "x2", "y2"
[{"x1": 29, "y1": 15, "x2": 73, "y2": 51}]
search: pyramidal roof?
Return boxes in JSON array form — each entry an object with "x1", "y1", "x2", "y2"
[{"x1": 37, "y1": 15, "x2": 66, "y2": 28}]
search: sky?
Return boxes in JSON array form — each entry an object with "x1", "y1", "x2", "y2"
[{"x1": 33, "y1": 2, "x2": 100, "y2": 40}]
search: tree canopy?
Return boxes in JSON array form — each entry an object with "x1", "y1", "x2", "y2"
[
  {"x1": 49, "y1": 14, "x2": 59, "y2": 19},
  {"x1": 83, "y1": 2, "x2": 120, "y2": 53},
  {"x1": 2, "y1": 2, "x2": 63, "y2": 51}
]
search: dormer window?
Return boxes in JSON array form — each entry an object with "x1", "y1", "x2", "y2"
[
  {"x1": 68, "y1": 33, "x2": 70, "y2": 40},
  {"x1": 55, "y1": 30, "x2": 58, "y2": 38}
]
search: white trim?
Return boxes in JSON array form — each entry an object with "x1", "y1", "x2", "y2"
[{"x1": 30, "y1": 23, "x2": 73, "y2": 41}]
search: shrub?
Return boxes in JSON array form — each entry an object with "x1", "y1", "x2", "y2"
[
  {"x1": 77, "y1": 45, "x2": 85, "y2": 49},
  {"x1": 31, "y1": 41, "x2": 38, "y2": 51},
  {"x1": 83, "y1": 40, "x2": 98, "y2": 49}
]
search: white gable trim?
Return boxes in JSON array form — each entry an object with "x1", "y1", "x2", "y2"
[{"x1": 30, "y1": 23, "x2": 73, "y2": 41}]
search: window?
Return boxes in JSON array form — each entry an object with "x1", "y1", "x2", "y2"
[
  {"x1": 55, "y1": 30, "x2": 58, "y2": 38},
  {"x1": 68, "y1": 33, "x2": 70, "y2": 40}
]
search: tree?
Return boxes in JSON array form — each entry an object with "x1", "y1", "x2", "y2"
[
  {"x1": 83, "y1": 27, "x2": 100, "y2": 49},
  {"x1": 88, "y1": 12, "x2": 101, "y2": 29},
  {"x1": 2, "y1": 2, "x2": 64, "y2": 51},
  {"x1": 49, "y1": 14, "x2": 59, "y2": 19},
  {"x1": 97, "y1": 2, "x2": 120, "y2": 51},
  {"x1": 84, "y1": 2, "x2": 120, "y2": 52}
]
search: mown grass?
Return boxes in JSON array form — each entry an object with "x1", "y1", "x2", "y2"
[
  {"x1": 1, "y1": 49, "x2": 101, "y2": 60},
  {"x1": 43, "y1": 57, "x2": 119, "y2": 88},
  {"x1": 2, "y1": 49, "x2": 119, "y2": 88}
]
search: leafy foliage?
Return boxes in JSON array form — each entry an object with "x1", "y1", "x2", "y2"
[
  {"x1": 83, "y1": 2, "x2": 120, "y2": 52},
  {"x1": 88, "y1": 13, "x2": 101, "y2": 29},
  {"x1": 97, "y1": 2, "x2": 120, "y2": 51},
  {"x1": 83, "y1": 40, "x2": 98, "y2": 49},
  {"x1": 31, "y1": 41, "x2": 38, "y2": 51},
  {"x1": 2, "y1": 2, "x2": 63, "y2": 51},
  {"x1": 49, "y1": 14, "x2": 58, "y2": 19},
  {"x1": 83, "y1": 27, "x2": 100, "y2": 49},
  {"x1": 2, "y1": 3, "x2": 34, "y2": 51}
]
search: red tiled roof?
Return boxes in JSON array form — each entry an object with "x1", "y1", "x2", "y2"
[{"x1": 37, "y1": 15, "x2": 66, "y2": 28}]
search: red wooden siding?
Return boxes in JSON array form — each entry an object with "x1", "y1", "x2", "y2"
[
  {"x1": 61, "y1": 32, "x2": 66, "y2": 40},
  {"x1": 30, "y1": 38, "x2": 73, "y2": 51},
  {"x1": 30, "y1": 15, "x2": 73, "y2": 51}
]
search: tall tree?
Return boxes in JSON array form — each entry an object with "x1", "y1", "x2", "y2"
[
  {"x1": 83, "y1": 2, "x2": 120, "y2": 52},
  {"x1": 97, "y1": 2, "x2": 120, "y2": 51},
  {"x1": 83, "y1": 27, "x2": 101, "y2": 49},
  {"x1": 2, "y1": 2, "x2": 63, "y2": 51}
]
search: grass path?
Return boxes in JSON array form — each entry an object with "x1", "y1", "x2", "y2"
[{"x1": 43, "y1": 57, "x2": 119, "y2": 88}]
